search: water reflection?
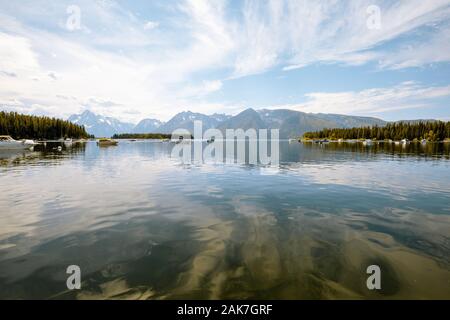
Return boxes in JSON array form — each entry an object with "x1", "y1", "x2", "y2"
[
  {"x1": 301, "y1": 141, "x2": 450, "y2": 160},
  {"x1": 0, "y1": 142, "x2": 87, "y2": 168},
  {"x1": 248, "y1": 141, "x2": 450, "y2": 167},
  {"x1": 0, "y1": 141, "x2": 449, "y2": 299}
]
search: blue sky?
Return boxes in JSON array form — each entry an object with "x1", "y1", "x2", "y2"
[{"x1": 0, "y1": 0, "x2": 449, "y2": 122}]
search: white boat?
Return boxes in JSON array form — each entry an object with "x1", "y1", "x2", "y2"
[
  {"x1": 362, "y1": 139, "x2": 373, "y2": 146},
  {"x1": 401, "y1": 138, "x2": 410, "y2": 144},
  {"x1": 421, "y1": 139, "x2": 427, "y2": 144},
  {"x1": 0, "y1": 135, "x2": 37, "y2": 150}
]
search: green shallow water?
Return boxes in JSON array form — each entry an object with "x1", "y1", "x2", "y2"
[{"x1": 0, "y1": 141, "x2": 449, "y2": 299}]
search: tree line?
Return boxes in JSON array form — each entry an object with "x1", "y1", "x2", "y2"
[
  {"x1": 303, "y1": 121, "x2": 450, "y2": 141},
  {"x1": 0, "y1": 111, "x2": 90, "y2": 140},
  {"x1": 112, "y1": 133, "x2": 172, "y2": 139}
]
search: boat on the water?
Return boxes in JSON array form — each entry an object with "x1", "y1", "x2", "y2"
[
  {"x1": 0, "y1": 135, "x2": 37, "y2": 150},
  {"x1": 363, "y1": 139, "x2": 373, "y2": 146},
  {"x1": 73, "y1": 138, "x2": 87, "y2": 144},
  {"x1": 97, "y1": 138, "x2": 118, "y2": 146},
  {"x1": 401, "y1": 138, "x2": 410, "y2": 144},
  {"x1": 63, "y1": 138, "x2": 73, "y2": 146}
]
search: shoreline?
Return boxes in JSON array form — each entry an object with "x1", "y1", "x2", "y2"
[{"x1": 299, "y1": 138, "x2": 450, "y2": 143}]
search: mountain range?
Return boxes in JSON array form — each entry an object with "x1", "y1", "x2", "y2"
[{"x1": 68, "y1": 109, "x2": 387, "y2": 138}]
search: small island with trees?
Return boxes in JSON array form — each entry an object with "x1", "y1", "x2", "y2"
[
  {"x1": 111, "y1": 133, "x2": 172, "y2": 140},
  {"x1": 302, "y1": 121, "x2": 450, "y2": 142}
]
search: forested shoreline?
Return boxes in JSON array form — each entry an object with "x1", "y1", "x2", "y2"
[
  {"x1": 0, "y1": 111, "x2": 89, "y2": 140},
  {"x1": 303, "y1": 121, "x2": 450, "y2": 141},
  {"x1": 111, "y1": 133, "x2": 172, "y2": 139}
]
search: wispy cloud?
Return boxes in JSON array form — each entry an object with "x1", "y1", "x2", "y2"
[
  {"x1": 271, "y1": 81, "x2": 450, "y2": 115},
  {"x1": 235, "y1": 0, "x2": 450, "y2": 73},
  {"x1": 180, "y1": 80, "x2": 223, "y2": 98},
  {"x1": 143, "y1": 21, "x2": 159, "y2": 30},
  {"x1": 377, "y1": 25, "x2": 450, "y2": 69}
]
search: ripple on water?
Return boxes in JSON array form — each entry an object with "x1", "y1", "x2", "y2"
[{"x1": 0, "y1": 141, "x2": 449, "y2": 299}]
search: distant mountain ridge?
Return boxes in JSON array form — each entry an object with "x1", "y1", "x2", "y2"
[
  {"x1": 157, "y1": 111, "x2": 229, "y2": 134},
  {"x1": 68, "y1": 110, "x2": 162, "y2": 137},
  {"x1": 134, "y1": 118, "x2": 163, "y2": 133},
  {"x1": 218, "y1": 108, "x2": 386, "y2": 138},
  {"x1": 68, "y1": 110, "x2": 135, "y2": 138},
  {"x1": 68, "y1": 108, "x2": 387, "y2": 138}
]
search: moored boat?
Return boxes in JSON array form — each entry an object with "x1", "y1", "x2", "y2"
[
  {"x1": 401, "y1": 138, "x2": 410, "y2": 144},
  {"x1": 0, "y1": 135, "x2": 37, "y2": 150}
]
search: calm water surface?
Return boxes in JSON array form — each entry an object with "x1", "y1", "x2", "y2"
[{"x1": 0, "y1": 141, "x2": 449, "y2": 299}]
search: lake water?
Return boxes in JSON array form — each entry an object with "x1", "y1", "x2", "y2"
[{"x1": 0, "y1": 140, "x2": 449, "y2": 299}]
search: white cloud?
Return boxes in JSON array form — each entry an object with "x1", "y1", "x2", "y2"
[
  {"x1": 180, "y1": 80, "x2": 223, "y2": 98},
  {"x1": 0, "y1": 32, "x2": 39, "y2": 74},
  {"x1": 203, "y1": 80, "x2": 223, "y2": 92},
  {"x1": 47, "y1": 72, "x2": 58, "y2": 80},
  {"x1": 270, "y1": 81, "x2": 450, "y2": 115},
  {"x1": 0, "y1": 98, "x2": 25, "y2": 107},
  {"x1": 143, "y1": 21, "x2": 159, "y2": 30}
]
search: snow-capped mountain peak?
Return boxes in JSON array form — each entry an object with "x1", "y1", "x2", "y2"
[{"x1": 68, "y1": 110, "x2": 134, "y2": 137}]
